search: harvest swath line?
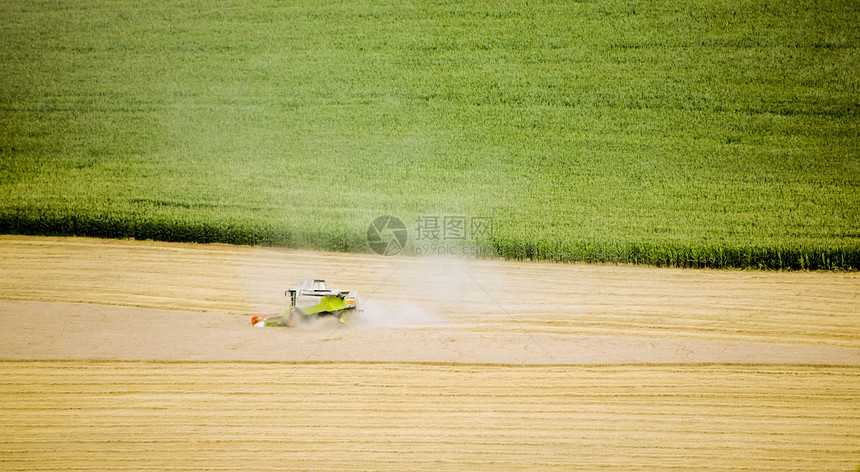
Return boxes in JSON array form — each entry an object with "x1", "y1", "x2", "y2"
[
  {"x1": 462, "y1": 267, "x2": 564, "y2": 367},
  {"x1": 2, "y1": 236, "x2": 858, "y2": 348},
  {"x1": 1, "y1": 362, "x2": 857, "y2": 472}
]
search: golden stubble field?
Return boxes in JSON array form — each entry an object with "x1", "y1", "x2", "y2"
[{"x1": 1, "y1": 236, "x2": 859, "y2": 471}]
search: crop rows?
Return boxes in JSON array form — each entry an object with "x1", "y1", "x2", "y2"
[
  {"x1": 2, "y1": 362, "x2": 858, "y2": 472},
  {"x1": 0, "y1": 208, "x2": 365, "y2": 252},
  {"x1": 2, "y1": 209, "x2": 857, "y2": 270},
  {"x1": 491, "y1": 237, "x2": 860, "y2": 271},
  {"x1": 1, "y1": 0, "x2": 858, "y2": 269}
]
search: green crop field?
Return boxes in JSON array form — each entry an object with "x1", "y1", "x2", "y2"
[{"x1": 1, "y1": 0, "x2": 858, "y2": 269}]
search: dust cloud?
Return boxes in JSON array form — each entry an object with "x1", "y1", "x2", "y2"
[{"x1": 352, "y1": 299, "x2": 443, "y2": 328}]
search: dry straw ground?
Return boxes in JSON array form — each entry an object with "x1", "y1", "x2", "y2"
[{"x1": 1, "y1": 236, "x2": 858, "y2": 471}]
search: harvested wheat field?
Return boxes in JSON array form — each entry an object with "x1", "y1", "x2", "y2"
[{"x1": 1, "y1": 236, "x2": 859, "y2": 471}]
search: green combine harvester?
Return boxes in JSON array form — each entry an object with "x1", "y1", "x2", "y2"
[{"x1": 251, "y1": 279, "x2": 360, "y2": 327}]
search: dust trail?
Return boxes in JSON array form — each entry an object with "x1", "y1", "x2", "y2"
[{"x1": 352, "y1": 299, "x2": 443, "y2": 328}]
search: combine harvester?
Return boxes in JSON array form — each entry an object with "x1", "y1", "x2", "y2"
[{"x1": 252, "y1": 279, "x2": 360, "y2": 327}]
